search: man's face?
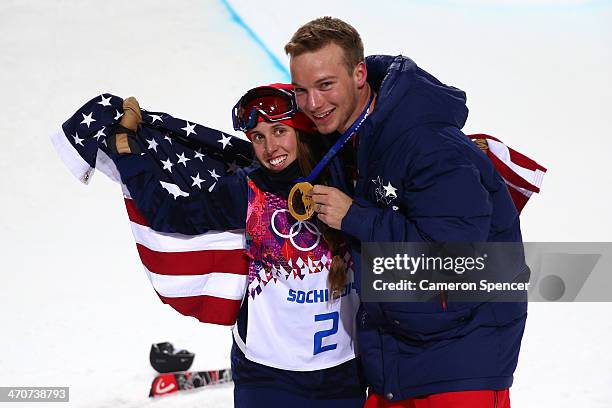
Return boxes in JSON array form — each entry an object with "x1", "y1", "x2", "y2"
[{"x1": 290, "y1": 43, "x2": 363, "y2": 135}]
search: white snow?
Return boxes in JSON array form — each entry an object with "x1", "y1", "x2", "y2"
[{"x1": 1, "y1": 0, "x2": 611, "y2": 406}]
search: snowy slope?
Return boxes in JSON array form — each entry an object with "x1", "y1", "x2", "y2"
[
  {"x1": 0, "y1": 1, "x2": 275, "y2": 407},
  {"x1": 1, "y1": 0, "x2": 611, "y2": 407}
]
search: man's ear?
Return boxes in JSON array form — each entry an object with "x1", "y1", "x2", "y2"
[{"x1": 354, "y1": 61, "x2": 368, "y2": 88}]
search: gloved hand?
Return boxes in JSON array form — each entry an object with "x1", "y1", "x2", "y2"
[{"x1": 108, "y1": 96, "x2": 143, "y2": 155}]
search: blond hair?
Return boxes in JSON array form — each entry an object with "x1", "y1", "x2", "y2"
[{"x1": 285, "y1": 17, "x2": 364, "y2": 74}]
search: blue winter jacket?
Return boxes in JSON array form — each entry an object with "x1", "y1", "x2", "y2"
[{"x1": 338, "y1": 55, "x2": 527, "y2": 400}]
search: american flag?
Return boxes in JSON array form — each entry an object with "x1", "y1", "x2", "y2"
[
  {"x1": 51, "y1": 94, "x2": 253, "y2": 326},
  {"x1": 51, "y1": 94, "x2": 546, "y2": 326},
  {"x1": 469, "y1": 134, "x2": 547, "y2": 214}
]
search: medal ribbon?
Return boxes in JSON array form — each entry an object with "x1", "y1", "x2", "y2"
[{"x1": 296, "y1": 92, "x2": 374, "y2": 183}]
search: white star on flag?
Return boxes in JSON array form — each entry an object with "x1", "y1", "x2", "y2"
[
  {"x1": 227, "y1": 160, "x2": 239, "y2": 173},
  {"x1": 194, "y1": 149, "x2": 205, "y2": 161},
  {"x1": 208, "y1": 169, "x2": 221, "y2": 181},
  {"x1": 93, "y1": 127, "x2": 106, "y2": 141},
  {"x1": 149, "y1": 114, "x2": 163, "y2": 123},
  {"x1": 182, "y1": 121, "x2": 197, "y2": 137},
  {"x1": 176, "y1": 152, "x2": 190, "y2": 167},
  {"x1": 161, "y1": 158, "x2": 174, "y2": 173},
  {"x1": 383, "y1": 182, "x2": 398, "y2": 198},
  {"x1": 191, "y1": 173, "x2": 205, "y2": 188},
  {"x1": 164, "y1": 134, "x2": 173, "y2": 144},
  {"x1": 80, "y1": 112, "x2": 96, "y2": 128},
  {"x1": 114, "y1": 110, "x2": 123, "y2": 121},
  {"x1": 97, "y1": 95, "x2": 112, "y2": 107},
  {"x1": 72, "y1": 132, "x2": 84, "y2": 146},
  {"x1": 218, "y1": 133, "x2": 233, "y2": 149},
  {"x1": 146, "y1": 138, "x2": 158, "y2": 152}
]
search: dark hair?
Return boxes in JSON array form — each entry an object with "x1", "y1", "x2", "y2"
[
  {"x1": 285, "y1": 17, "x2": 364, "y2": 74},
  {"x1": 295, "y1": 131, "x2": 348, "y2": 299}
]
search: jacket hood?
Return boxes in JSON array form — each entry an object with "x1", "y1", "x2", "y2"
[{"x1": 365, "y1": 55, "x2": 468, "y2": 136}]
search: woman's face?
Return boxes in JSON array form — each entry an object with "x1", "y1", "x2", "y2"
[{"x1": 248, "y1": 121, "x2": 298, "y2": 172}]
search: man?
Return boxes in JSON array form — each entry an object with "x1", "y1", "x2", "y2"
[{"x1": 285, "y1": 17, "x2": 525, "y2": 407}]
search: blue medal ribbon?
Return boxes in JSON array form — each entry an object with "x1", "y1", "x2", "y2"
[{"x1": 296, "y1": 92, "x2": 374, "y2": 183}]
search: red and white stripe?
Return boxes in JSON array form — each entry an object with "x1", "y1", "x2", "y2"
[
  {"x1": 124, "y1": 198, "x2": 248, "y2": 326},
  {"x1": 469, "y1": 134, "x2": 547, "y2": 213}
]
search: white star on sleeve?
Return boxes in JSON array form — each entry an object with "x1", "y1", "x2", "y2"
[
  {"x1": 80, "y1": 112, "x2": 96, "y2": 128},
  {"x1": 208, "y1": 168, "x2": 221, "y2": 180},
  {"x1": 383, "y1": 182, "x2": 398, "y2": 198},
  {"x1": 194, "y1": 149, "x2": 205, "y2": 161},
  {"x1": 161, "y1": 158, "x2": 174, "y2": 173},
  {"x1": 114, "y1": 110, "x2": 123, "y2": 121},
  {"x1": 149, "y1": 114, "x2": 163, "y2": 123},
  {"x1": 164, "y1": 134, "x2": 173, "y2": 144},
  {"x1": 176, "y1": 152, "x2": 190, "y2": 167},
  {"x1": 146, "y1": 138, "x2": 158, "y2": 152},
  {"x1": 97, "y1": 95, "x2": 112, "y2": 107},
  {"x1": 191, "y1": 173, "x2": 205, "y2": 188},
  {"x1": 181, "y1": 121, "x2": 197, "y2": 137},
  {"x1": 93, "y1": 126, "x2": 106, "y2": 141},
  {"x1": 218, "y1": 133, "x2": 233, "y2": 149},
  {"x1": 72, "y1": 132, "x2": 84, "y2": 146}
]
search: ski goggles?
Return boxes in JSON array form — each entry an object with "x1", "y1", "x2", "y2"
[{"x1": 232, "y1": 86, "x2": 298, "y2": 132}]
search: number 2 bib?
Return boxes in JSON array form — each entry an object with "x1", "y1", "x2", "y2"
[{"x1": 232, "y1": 179, "x2": 359, "y2": 371}]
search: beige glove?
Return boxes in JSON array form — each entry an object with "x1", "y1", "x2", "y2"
[
  {"x1": 473, "y1": 138, "x2": 489, "y2": 153},
  {"x1": 114, "y1": 96, "x2": 143, "y2": 154}
]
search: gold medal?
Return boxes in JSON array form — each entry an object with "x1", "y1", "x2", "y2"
[{"x1": 288, "y1": 181, "x2": 314, "y2": 221}]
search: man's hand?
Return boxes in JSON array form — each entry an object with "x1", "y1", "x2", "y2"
[{"x1": 310, "y1": 185, "x2": 353, "y2": 230}]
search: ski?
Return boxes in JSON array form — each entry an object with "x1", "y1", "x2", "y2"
[{"x1": 149, "y1": 368, "x2": 232, "y2": 398}]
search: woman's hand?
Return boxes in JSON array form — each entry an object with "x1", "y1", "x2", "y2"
[{"x1": 109, "y1": 96, "x2": 143, "y2": 154}]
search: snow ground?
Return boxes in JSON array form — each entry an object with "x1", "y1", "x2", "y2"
[{"x1": 1, "y1": 0, "x2": 611, "y2": 406}]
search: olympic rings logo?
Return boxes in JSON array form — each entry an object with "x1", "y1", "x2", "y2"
[{"x1": 270, "y1": 209, "x2": 321, "y2": 252}]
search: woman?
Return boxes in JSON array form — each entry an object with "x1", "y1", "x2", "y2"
[{"x1": 110, "y1": 84, "x2": 365, "y2": 407}]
